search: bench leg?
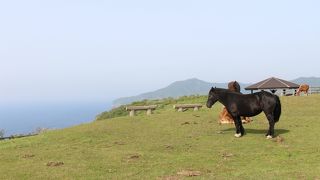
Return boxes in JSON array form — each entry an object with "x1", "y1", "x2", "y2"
[
  {"x1": 147, "y1": 109, "x2": 152, "y2": 115},
  {"x1": 129, "y1": 110, "x2": 135, "y2": 117},
  {"x1": 194, "y1": 107, "x2": 199, "y2": 111},
  {"x1": 178, "y1": 107, "x2": 183, "y2": 112}
]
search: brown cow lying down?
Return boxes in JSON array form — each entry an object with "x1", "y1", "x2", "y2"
[{"x1": 219, "y1": 106, "x2": 252, "y2": 124}]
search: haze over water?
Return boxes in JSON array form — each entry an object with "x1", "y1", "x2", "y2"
[{"x1": 0, "y1": 102, "x2": 111, "y2": 136}]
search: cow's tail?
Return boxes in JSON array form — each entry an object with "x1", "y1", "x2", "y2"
[{"x1": 274, "y1": 95, "x2": 281, "y2": 123}]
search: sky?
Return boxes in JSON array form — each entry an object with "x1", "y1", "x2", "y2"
[{"x1": 0, "y1": 0, "x2": 319, "y2": 104}]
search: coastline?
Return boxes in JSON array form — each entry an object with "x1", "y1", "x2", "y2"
[{"x1": 0, "y1": 102, "x2": 111, "y2": 136}]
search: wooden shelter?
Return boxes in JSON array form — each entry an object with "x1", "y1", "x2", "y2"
[{"x1": 245, "y1": 77, "x2": 300, "y2": 95}]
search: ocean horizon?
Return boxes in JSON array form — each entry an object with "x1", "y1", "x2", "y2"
[{"x1": 0, "y1": 102, "x2": 111, "y2": 136}]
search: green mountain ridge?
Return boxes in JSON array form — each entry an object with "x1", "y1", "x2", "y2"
[
  {"x1": 113, "y1": 77, "x2": 320, "y2": 106},
  {"x1": 291, "y1": 77, "x2": 320, "y2": 86},
  {"x1": 112, "y1": 78, "x2": 249, "y2": 106}
]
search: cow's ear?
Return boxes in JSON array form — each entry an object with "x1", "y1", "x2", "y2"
[{"x1": 210, "y1": 87, "x2": 214, "y2": 92}]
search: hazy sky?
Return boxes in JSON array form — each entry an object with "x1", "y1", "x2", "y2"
[{"x1": 1, "y1": 0, "x2": 319, "y2": 103}]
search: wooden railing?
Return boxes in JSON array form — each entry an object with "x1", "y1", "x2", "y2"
[{"x1": 310, "y1": 87, "x2": 320, "y2": 94}]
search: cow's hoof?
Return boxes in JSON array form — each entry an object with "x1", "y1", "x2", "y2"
[
  {"x1": 266, "y1": 135, "x2": 273, "y2": 139},
  {"x1": 234, "y1": 133, "x2": 242, "y2": 138}
]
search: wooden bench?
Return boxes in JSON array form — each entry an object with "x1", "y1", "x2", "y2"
[
  {"x1": 126, "y1": 105, "x2": 157, "y2": 116},
  {"x1": 173, "y1": 104, "x2": 203, "y2": 112}
]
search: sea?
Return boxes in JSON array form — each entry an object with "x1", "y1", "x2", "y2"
[{"x1": 0, "y1": 102, "x2": 111, "y2": 137}]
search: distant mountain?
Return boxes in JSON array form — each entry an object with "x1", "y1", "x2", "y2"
[
  {"x1": 112, "y1": 78, "x2": 250, "y2": 106},
  {"x1": 112, "y1": 77, "x2": 320, "y2": 106},
  {"x1": 291, "y1": 77, "x2": 320, "y2": 87}
]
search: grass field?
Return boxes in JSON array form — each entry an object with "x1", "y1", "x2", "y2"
[{"x1": 0, "y1": 95, "x2": 320, "y2": 179}]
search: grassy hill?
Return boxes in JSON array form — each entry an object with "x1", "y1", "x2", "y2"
[{"x1": 1, "y1": 95, "x2": 320, "y2": 179}]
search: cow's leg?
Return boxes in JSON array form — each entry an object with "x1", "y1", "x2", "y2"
[
  {"x1": 234, "y1": 116, "x2": 244, "y2": 138},
  {"x1": 265, "y1": 113, "x2": 275, "y2": 139}
]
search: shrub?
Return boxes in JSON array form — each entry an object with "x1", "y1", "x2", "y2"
[
  {"x1": 96, "y1": 105, "x2": 127, "y2": 120},
  {"x1": 96, "y1": 95, "x2": 208, "y2": 120}
]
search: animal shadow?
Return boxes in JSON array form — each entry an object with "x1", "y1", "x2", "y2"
[{"x1": 221, "y1": 128, "x2": 290, "y2": 136}]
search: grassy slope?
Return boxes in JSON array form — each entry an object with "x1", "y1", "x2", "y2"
[{"x1": 1, "y1": 95, "x2": 320, "y2": 179}]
